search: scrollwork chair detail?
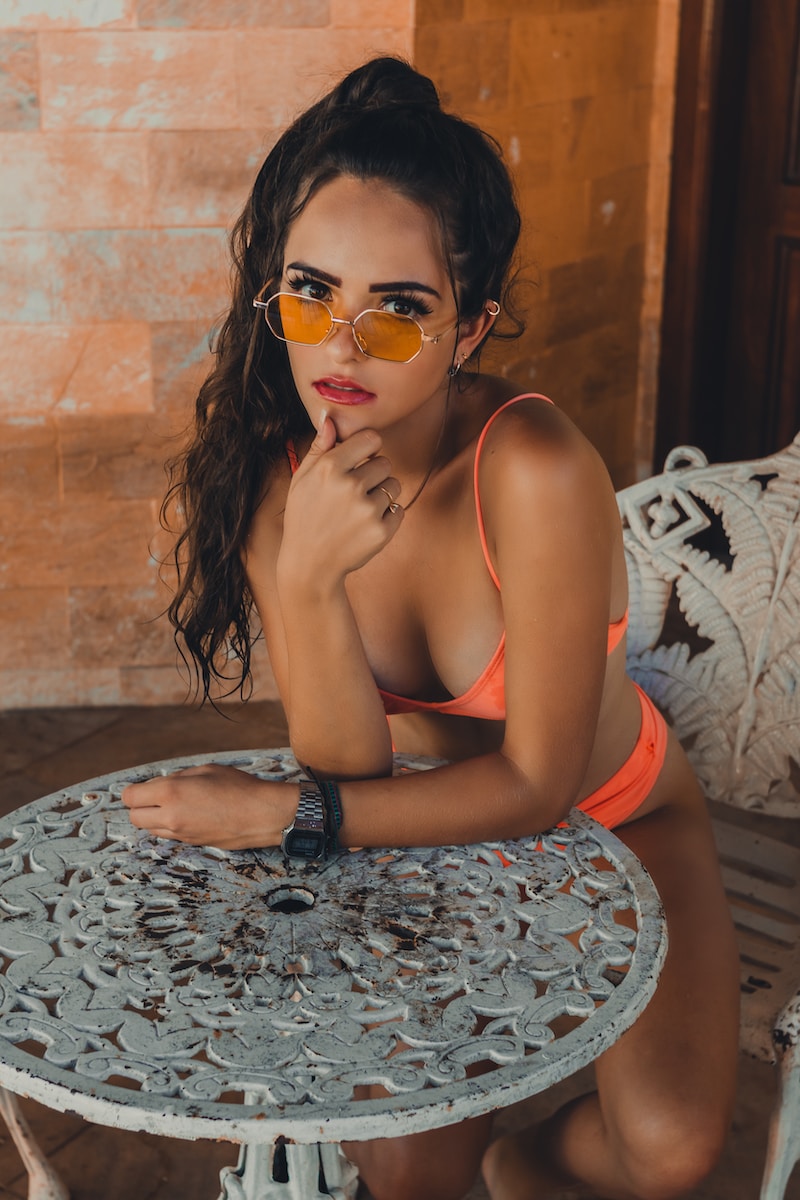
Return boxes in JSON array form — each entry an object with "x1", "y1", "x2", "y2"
[{"x1": 619, "y1": 433, "x2": 800, "y2": 1200}]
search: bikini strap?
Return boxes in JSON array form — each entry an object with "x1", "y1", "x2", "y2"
[
  {"x1": 473, "y1": 393, "x2": 554, "y2": 589},
  {"x1": 286, "y1": 439, "x2": 300, "y2": 473}
]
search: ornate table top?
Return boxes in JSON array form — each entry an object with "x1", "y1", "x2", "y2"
[{"x1": 0, "y1": 749, "x2": 666, "y2": 1145}]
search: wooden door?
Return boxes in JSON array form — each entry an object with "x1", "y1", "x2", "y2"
[
  {"x1": 725, "y1": 0, "x2": 800, "y2": 457},
  {"x1": 656, "y1": 0, "x2": 800, "y2": 465}
]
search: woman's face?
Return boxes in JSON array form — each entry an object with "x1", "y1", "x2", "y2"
[{"x1": 275, "y1": 175, "x2": 475, "y2": 441}]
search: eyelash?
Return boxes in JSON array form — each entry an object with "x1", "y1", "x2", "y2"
[
  {"x1": 285, "y1": 273, "x2": 434, "y2": 318},
  {"x1": 286, "y1": 272, "x2": 330, "y2": 301},
  {"x1": 383, "y1": 292, "x2": 434, "y2": 318}
]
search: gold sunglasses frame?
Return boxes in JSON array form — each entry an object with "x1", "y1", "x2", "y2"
[{"x1": 252, "y1": 287, "x2": 459, "y2": 364}]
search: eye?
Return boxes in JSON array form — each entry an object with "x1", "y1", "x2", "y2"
[
  {"x1": 285, "y1": 272, "x2": 331, "y2": 303},
  {"x1": 382, "y1": 293, "x2": 433, "y2": 319}
]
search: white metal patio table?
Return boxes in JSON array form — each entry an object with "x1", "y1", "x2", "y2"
[{"x1": 0, "y1": 748, "x2": 666, "y2": 1200}]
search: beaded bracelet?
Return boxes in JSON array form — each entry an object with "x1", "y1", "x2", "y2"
[
  {"x1": 317, "y1": 779, "x2": 344, "y2": 851},
  {"x1": 319, "y1": 780, "x2": 343, "y2": 831}
]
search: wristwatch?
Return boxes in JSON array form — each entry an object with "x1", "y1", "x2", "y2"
[{"x1": 280, "y1": 784, "x2": 328, "y2": 860}]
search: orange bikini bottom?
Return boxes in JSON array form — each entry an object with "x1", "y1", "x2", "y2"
[
  {"x1": 577, "y1": 683, "x2": 668, "y2": 830},
  {"x1": 392, "y1": 682, "x2": 667, "y2": 834}
]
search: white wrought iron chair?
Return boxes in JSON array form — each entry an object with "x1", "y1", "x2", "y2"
[{"x1": 619, "y1": 434, "x2": 800, "y2": 1200}]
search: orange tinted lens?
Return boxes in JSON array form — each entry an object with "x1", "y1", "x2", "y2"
[
  {"x1": 271, "y1": 295, "x2": 331, "y2": 344},
  {"x1": 355, "y1": 311, "x2": 422, "y2": 362}
]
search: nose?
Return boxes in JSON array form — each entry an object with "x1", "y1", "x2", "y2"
[{"x1": 327, "y1": 316, "x2": 364, "y2": 362}]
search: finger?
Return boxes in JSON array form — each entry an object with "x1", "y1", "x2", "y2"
[
  {"x1": 301, "y1": 408, "x2": 337, "y2": 461},
  {"x1": 321, "y1": 408, "x2": 339, "y2": 442},
  {"x1": 121, "y1": 780, "x2": 161, "y2": 808},
  {"x1": 328, "y1": 427, "x2": 383, "y2": 472},
  {"x1": 121, "y1": 773, "x2": 189, "y2": 806},
  {"x1": 126, "y1": 806, "x2": 169, "y2": 830},
  {"x1": 370, "y1": 478, "x2": 402, "y2": 514},
  {"x1": 355, "y1": 457, "x2": 395, "y2": 492},
  {"x1": 382, "y1": 500, "x2": 405, "y2": 528}
]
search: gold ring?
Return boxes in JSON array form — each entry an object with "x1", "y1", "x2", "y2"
[{"x1": 379, "y1": 486, "x2": 400, "y2": 514}]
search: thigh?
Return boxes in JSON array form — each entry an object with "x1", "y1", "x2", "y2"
[
  {"x1": 344, "y1": 1109, "x2": 494, "y2": 1200},
  {"x1": 342, "y1": 1025, "x2": 496, "y2": 1199},
  {"x1": 596, "y1": 733, "x2": 740, "y2": 1132}
]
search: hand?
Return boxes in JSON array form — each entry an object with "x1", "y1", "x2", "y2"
[
  {"x1": 278, "y1": 411, "x2": 404, "y2": 585},
  {"x1": 121, "y1": 764, "x2": 297, "y2": 849}
]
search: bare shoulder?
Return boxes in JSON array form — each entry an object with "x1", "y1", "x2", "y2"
[
  {"x1": 474, "y1": 381, "x2": 614, "y2": 513},
  {"x1": 242, "y1": 455, "x2": 292, "y2": 570},
  {"x1": 473, "y1": 382, "x2": 624, "y2": 620},
  {"x1": 260, "y1": 454, "x2": 294, "y2": 519}
]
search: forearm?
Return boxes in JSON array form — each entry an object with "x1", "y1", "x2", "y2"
[
  {"x1": 332, "y1": 750, "x2": 572, "y2": 849},
  {"x1": 122, "y1": 749, "x2": 572, "y2": 852},
  {"x1": 278, "y1": 573, "x2": 392, "y2": 778}
]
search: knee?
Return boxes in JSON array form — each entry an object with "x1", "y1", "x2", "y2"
[{"x1": 613, "y1": 1106, "x2": 728, "y2": 1200}]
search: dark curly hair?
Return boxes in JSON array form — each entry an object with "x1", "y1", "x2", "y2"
[{"x1": 164, "y1": 56, "x2": 525, "y2": 701}]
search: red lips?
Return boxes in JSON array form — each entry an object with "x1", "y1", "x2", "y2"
[{"x1": 313, "y1": 377, "x2": 377, "y2": 405}]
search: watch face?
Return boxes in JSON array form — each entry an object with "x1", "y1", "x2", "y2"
[
  {"x1": 283, "y1": 787, "x2": 327, "y2": 859},
  {"x1": 285, "y1": 829, "x2": 326, "y2": 858}
]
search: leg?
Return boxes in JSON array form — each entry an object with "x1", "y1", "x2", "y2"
[
  {"x1": 483, "y1": 738, "x2": 740, "y2": 1200},
  {"x1": 344, "y1": 1109, "x2": 494, "y2": 1200}
]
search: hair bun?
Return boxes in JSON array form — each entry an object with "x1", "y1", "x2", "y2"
[{"x1": 329, "y1": 57, "x2": 440, "y2": 113}]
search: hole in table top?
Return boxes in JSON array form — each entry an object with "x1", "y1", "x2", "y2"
[{"x1": 267, "y1": 886, "x2": 315, "y2": 914}]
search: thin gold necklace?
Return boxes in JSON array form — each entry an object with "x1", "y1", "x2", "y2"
[{"x1": 400, "y1": 389, "x2": 450, "y2": 512}]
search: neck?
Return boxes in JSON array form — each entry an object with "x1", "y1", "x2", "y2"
[{"x1": 385, "y1": 383, "x2": 451, "y2": 510}]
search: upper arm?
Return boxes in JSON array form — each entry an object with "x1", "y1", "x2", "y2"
[
  {"x1": 479, "y1": 403, "x2": 622, "y2": 819},
  {"x1": 241, "y1": 481, "x2": 292, "y2": 710}
]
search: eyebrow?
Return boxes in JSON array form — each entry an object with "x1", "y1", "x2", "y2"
[
  {"x1": 285, "y1": 261, "x2": 442, "y2": 299},
  {"x1": 370, "y1": 280, "x2": 442, "y2": 298}
]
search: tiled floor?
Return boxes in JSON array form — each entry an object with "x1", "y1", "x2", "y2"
[{"x1": 0, "y1": 703, "x2": 798, "y2": 1200}]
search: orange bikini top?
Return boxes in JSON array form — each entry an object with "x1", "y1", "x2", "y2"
[{"x1": 287, "y1": 394, "x2": 628, "y2": 721}]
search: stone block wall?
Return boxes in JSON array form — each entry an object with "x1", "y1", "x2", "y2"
[
  {"x1": 415, "y1": 0, "x2": 674, "y2": 480},
  {"x1": 0, "y1": 1, "x2": 414, "y2": 708},
  {"x1": 0, "y1": 0, "x2": 675, "y2": 709}
]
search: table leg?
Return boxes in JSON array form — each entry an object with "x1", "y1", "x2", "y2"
[
  {"x1": 217, "y1": 1141, "x2": 358, "y2": 1200},
  {"x1": 0, "y1": 1088, "x2": 70, "y2": 1200}
]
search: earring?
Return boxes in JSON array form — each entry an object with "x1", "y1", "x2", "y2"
[{"x1": 448, "y1": 353, "x2": 467, "y2": 378}]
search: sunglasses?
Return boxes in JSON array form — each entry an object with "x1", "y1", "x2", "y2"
[{"x1": 252, "y1": 288, "x2": 459, "y2": 364}]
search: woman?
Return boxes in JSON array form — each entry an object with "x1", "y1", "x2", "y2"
[{"x1": 123, "y1": 57, "x2": 739, "y2": 1200}]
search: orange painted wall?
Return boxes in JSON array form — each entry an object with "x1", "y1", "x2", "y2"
[{"x1": 0, "y1": 1, "x2": 672, "y2": 709}]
